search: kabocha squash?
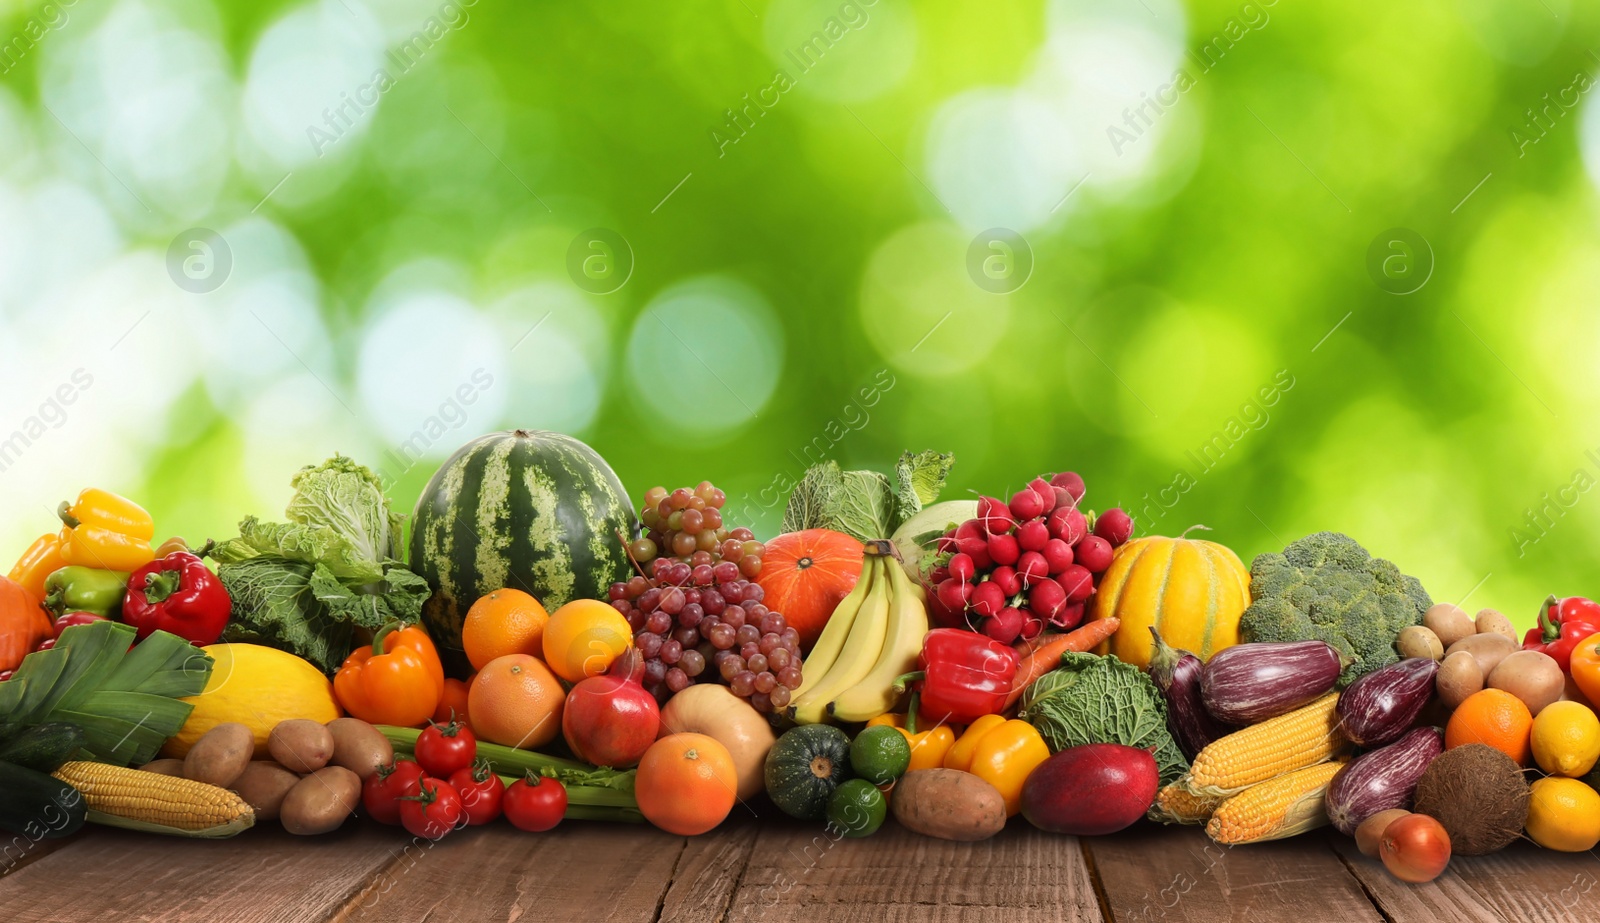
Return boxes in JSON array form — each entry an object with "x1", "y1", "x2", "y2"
[
  {"x1": 765, "y1": 724, "x2": 853, "y2": 820},
  {"x1": 1088, "y1": 531, "x2": 1250, "y2": 670},
  {"x1": 410, "y1": 430, "x2": 639, "y2": 675}
]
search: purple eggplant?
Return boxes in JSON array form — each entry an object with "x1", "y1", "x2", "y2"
[
  {"x1": 1149, "y1": 628, "x2": 1233, "y2": 760},
  {"x1": 1337, "y1": 657, "x2": 1439, "y2": 747},
  {"x1": 1325, "y1": 726, "x2": 1443, "y2": 834},
  {"x1": 1201, "y1": 640, "x2": 1344, "y2": 725}
]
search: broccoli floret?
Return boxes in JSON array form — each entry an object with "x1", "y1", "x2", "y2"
[{"x1": 1239, "y1": 531, "x2": 1431, "y2": 687}]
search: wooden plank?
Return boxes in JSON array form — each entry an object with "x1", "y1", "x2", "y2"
[
  {"x1": 0, "y1": 823, "x2": 401, "y2": 923},
  {"x1": 1332, "y1": 831, "x2": 1600, "y2": 923},
  {"x1": 326, "y1": 820, "x2": 685, "y2": 923},
  {"x1": 722, "y1": 817, "x2": 1103, "y2": 923},
  {"x1": 658, "y1": 822, "x2": 759, "y2": 923},
  {"x1": 1085, "y1": 823, "x2": 1384, "y2": 923}
]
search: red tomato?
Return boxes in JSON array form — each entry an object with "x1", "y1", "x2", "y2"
[
  {"x1": 502, "y1": 775, "x2": 567, "y2": 833},
  {"x1": 414, "y1": 720, "x2": 476, "y2": 779},
  {"x1": 52, "y1": 611, "x2": 108, "y2": 635},
  {"x1": 447, "y1": 763, "x2": 505, "y2": 826},
  {"x1": 362, "y1": 758, "x2": 426, "y2": 826},
  {"x1": 399, "y1": 778, "x2": 464, "y2": 841},
  {"x1": 1379, "y1": 814, "x2": 1452, "y2": 883}
]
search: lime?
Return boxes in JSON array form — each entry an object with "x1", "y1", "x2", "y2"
[
  {"x1": 827, "y1": 779, "x2": 887, "y2": 838},
  {"x1": 850, "y1": 725, "x2": 911, "y2": 785}
]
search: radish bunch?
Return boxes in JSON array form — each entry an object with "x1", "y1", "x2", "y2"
[{"x1": 927, "y1": 472, "x2": 1134, "y2": 644}]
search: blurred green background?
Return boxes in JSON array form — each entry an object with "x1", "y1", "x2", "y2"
[{"x1": 2, "y1": 0, "x2": 1599, "y2": 630}]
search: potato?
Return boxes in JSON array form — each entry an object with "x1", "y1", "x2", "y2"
[
  {"x1": 1475, "y1": 608, "x2": 1518, "y2": 643},
  {"x1": 1396, "y1": 626, "x2": 1443, "y2": 661},
  {"x1": 1444, "y1": 632, "x2": 1517, "y2": 678},
  {"x1": 231, "y1": 761, "x2": 302, "y2": 822},
  {"x1": 1437, "y1": 650, "x2": 1484, "y2": 710},
  {"x1": 326, "y1": 717, "x2": 394, "y2": 780},
  {"x1": 184, "y1": 722, "x2": 254, "y2": 788},
  {"x1": 1488, "y1": 650, "x2": 1563, "y2": 716},
  {"x1": 280, "y1": 766, "x2": 361, "y2": 835},
  {"x1": 1423, "y1": 604, "x2": 1476, "y2": 650},
  {"x1": 1355, "y1": 808, "x2": 1410, "y2": 857},
  {"x1": 891, "y1": 769, "x2": 1006, "y2": 842},
  {"x1": 140, "y1": 758, "x2": 186, "y2": 777},
  {"x1": 269, "y1": 719, "x2": 336, "y2": 774}
]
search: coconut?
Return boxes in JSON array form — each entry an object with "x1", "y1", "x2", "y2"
[{"x1": 1412, "y1": 743, "x2": 1529, "y2": 856}]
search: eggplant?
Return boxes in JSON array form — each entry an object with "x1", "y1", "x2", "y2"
[
  {"x1": 1325, "y1": 726, "x2": 1444, "y2": 835},
  {"x1": 1201, "y1": 640, "x2": 1344, "y2": 724},
  {"x1": 1148, "y1": 628, "x2": 1233, "y2": 760},
  {"x1": 1337, "y1": 657, "x2": 1439, "y2": 747}
]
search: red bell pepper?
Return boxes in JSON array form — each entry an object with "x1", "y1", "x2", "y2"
[
  {"x1": 122, "y1": 549, "x2": 231, "y2": 646},
  {"x1": 1522, "y1": 595, "x2": 1600, "y2": 672},
  {"x1": 896, "y1": 628, "x2": 1019, "y2": 726}
]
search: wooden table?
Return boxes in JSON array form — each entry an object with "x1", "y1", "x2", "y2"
[{"x1": 5, "y1": 811, "x2": 1598, "y2": 922}]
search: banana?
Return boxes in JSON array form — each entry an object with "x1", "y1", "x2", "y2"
[
  {"x1": 788, "y1": 558, "x2": 891, "y2": 724},
  {"x1": 791, "y1": 558, "x2": 875, "y2": 702},
  {"x1": 827, "y1": 549, "x2": 931, "y2": 722}
]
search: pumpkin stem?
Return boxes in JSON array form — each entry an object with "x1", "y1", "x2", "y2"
[{"x1": 1179, "y1": 524, "x2": 1213, "y2": 539}]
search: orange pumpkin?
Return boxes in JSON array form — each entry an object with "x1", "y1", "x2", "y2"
[
  {"x1": 1087, "y1": 532, "x2": 1250, "y2": 670},
  {"x1": 0, "y1": 575, "x2": 52, "y2": 672},
  {"x1": 754, "y1": 529, "x2": 864, "y2": 651}
]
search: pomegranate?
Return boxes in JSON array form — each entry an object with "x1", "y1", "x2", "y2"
[
  {"x1": 562, "y1": 648, "x2": 660, "y2": 768},
  {"x1": 1021, "y1": 743, "x2": 1158, "y2": 836}
]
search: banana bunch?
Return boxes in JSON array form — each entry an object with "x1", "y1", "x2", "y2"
[{"x1": 788, "y1": 540, "x2": 929, "y2": 724}]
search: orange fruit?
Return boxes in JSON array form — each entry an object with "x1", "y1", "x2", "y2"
[
  {"x1": 542, "y1": 599, "x2": 633, "y2": 683},
  {"x1": 635, "y1": 733, "x2": 737, "y2": 835},
  {"x1": 1446, "y1": 688, "x2": 1533, "y2": 765},
  {"x1": 468, "y1": 655, "x2": 565, "y2": 750},
  {"x1": 431, "y1": 677, "x2": 473, "y2": 731},
  {"x1": 463, "y1": 589, "x2": 550, "y2": 672}
]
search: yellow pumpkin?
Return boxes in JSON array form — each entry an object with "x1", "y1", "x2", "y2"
[
  {"x1": 161, "y1": 644, "x2": 342, "y2": 759},
  {"x1": 1088, "y1": 533, "x2": 1251, "y2": 669}
]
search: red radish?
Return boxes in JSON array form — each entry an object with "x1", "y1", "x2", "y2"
[
  {"x1": 1009, "y1": 488, "x2": 1045, "y2": 521},
  {"x1": 1075, "y1": 535, "x2": 1114, "y2": 572},
  {"x1": 987, "y1": 533, "x2": 1020, "y2": 567},
  {"x1": 1029, "y1": 578, "x2": 1067, "y2": 621},
  {"x1": 976, "y1": 496, "x2": 1015, "y2": 535},
  {"x1": 1028, "y1": 478, "x2": 1058, "y2": 513},
  {"x1": 1055, "y1": 602, "x2": 1085, "y2": 629},
  {"x1": 991, "y1": 566, "x2": 1021, "y2": 597},
  {"x1": 948, "y1": 553, "x2": 976, "y2": 582},
  {"x1": 1020, "y1": 614, "x2": 1045, "y2": 640},
  {"x1": 1094, "y1": 508, "x2": 1134, "y2": 546},
  {"x1": 1050, "y1": 471, "x2": 1086, "y2": 502},
  {"x1": 1042, "y1": 539, "x2": 1074, "y2": 573},
  {"x1": 971, "y1": 581, "x2": 1006, "y2": 617},
  {"x1": 1048, "y1": 507, "x2": 1087, "y2": 545},
  {"x1": 1015, "y1": 520, "x2": 1049, "y2": 552},
  {"x1": 561, "y1": 647, "x2": 660, "y2": 768},
  {"x1": 1017, "y1": 551, "x2": 1048, "y2": 586},
  {"x1": 985, "y1": 606, "x2": 1024, "y2": 643},
  {"x1": 929, "y1": 565, "x2": 951, "y2": 585},
  {"x1": 968, "y1": 543, "x2": 993, "y2": 570},
  {"x1": 935, "y1": 533, "x2": 957, "y2": 555},
  {"x1": 936, "y1": 578, "x2": 969, "y2": 611},
  {"x1": 955, "y1": 534, "x2": 986, "y2": 558},
  {"x1": 1051, "y1": 487, "x2": 1075, "y2": 509},
  {"x1": 1058, "y1": 565, "x2": 1094, "y2": 602},
  {"x1": 1022, "y1": 743, "x2": 1157, "y2": 835}
]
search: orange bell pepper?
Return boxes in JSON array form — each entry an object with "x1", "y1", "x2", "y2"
[
  {"x1": 57, "y1": 489, "x2": 155, "y2": 572},
  {"x1": 335, "y1": 622, "x2": 445, "y2": 727},
  {"x1": 946, "y1": 716, "x2": 1049, "y2": 816},
  {"x1": 1569, "y1": 634, "x2": 1600, "y2": 707},
  {"x1": 9, "y1": 533, "x2": 66, "y2": 601},
  {"x1": 868, "y1": 694, "x2": 959, "y2": 771}
]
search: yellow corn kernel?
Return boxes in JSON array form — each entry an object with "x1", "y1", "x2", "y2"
[
  {"x1": 1187, "y1": 693, "x2": 1346, "y2": 796},
  {"x1": 1150, "y1": 782, "x2": 1224, "y2": 825},
  {"x1": 53, "y1": 761, "x2": 254, "y2": 837},
  {"x1": 1205, "y1": 760, "x2": 1345, "y2": 845}
]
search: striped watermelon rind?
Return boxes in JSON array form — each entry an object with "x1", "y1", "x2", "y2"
[{"x1": 409, "y1": 430, "x2": 640, "y2": 672}]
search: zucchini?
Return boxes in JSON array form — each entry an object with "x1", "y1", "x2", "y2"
[
  {"x1": 0, "y1": 722, "x2": 88, "y2": 772},
  {"x1": 0, "y1": 760, "x2": 86, "y2": 840}
]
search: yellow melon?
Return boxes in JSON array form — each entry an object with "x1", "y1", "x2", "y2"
[
  {"x1": 162, "y1": 643, "x2": 342, "y2": 758},
  {"x1": 1088, "y1": 533, "x2": 1251, "y2": 669}
]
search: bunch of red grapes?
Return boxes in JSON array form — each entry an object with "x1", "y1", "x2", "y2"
[
  {"x1": 608, "y1": 482, "x2": 802, "y2": 712},
  {"x1": 928, "y1": 471, "x2": 1134, "y2": 644}
]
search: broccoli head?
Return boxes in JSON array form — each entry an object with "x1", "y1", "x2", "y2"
[{"x1": 1238, "y1": 531, "x2": 1431, "y2": 687}]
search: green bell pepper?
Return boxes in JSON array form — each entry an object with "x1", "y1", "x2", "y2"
[{"x1": 42, "y1": 566, "x2": 130, "y2": 618}]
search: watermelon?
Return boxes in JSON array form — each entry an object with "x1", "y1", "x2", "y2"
[{"x1": 410, "y1": 430, "x2": 640, "y2": 674}]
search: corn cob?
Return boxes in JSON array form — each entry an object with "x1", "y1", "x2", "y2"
[
  {"x1": 1185, "y1": 693, "x2": 1346, "y2": 796},
  {"x1": 1149, "y1": 782, "x2": 1224, "y2": 825},
  {"x1": 1205, "y1": 759, "x2": 1345, "y2": 845},
  {"x1": 53, "y1": 761, "x2": 254, "y2": 838}
]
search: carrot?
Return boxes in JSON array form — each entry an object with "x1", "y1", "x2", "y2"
[{"x1": 1003, "y1": 617, "x2": 1120, "y2": 710}]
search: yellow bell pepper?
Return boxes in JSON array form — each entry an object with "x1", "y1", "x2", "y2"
[
  {"x1": 948, "y1": 717, "x2": 1049, "y2": 816},
  {"x1": 868, "y1": 698, "x2": 959, "y2": 772},
  {"x1": 9, "y1": 533, "x2": 67, "y2": 601},
  {"x1": 57, "y1": 489, "x2": 155, "y2": 573}
]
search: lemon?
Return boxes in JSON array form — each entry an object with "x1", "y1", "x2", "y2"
[
  {"x1": 1526, "y1": 777, "x2": 1600, "y2": 852},
  {"x1": 1531, "y1": 700, "x2": 1600, "y2": 777}
]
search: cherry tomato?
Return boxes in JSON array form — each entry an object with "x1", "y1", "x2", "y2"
[
  {"x1": 52, "y1": 611, "x2": 108, "y2": 635},
  {"x1": 33, "y1": 638, "x2": 56, "y2": 653},
  {"x1": 414, "y1": 719, "x2": 476, "y2": 779},
  {"x1": 0, "y1": 670, "x2": 13, "y2": 682},
  {"x1": 502, "y1": 774, "x2": 567, "y2": 832},
  {"x1": 362, "y1": 758, "x2": 426, "y2": 826},
  {"x1": 399, "y1": 777, "x2": 464, "y2": 841},
  {"x1": 447, "y1": 762, "x2": 505, "y2": 826}
]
